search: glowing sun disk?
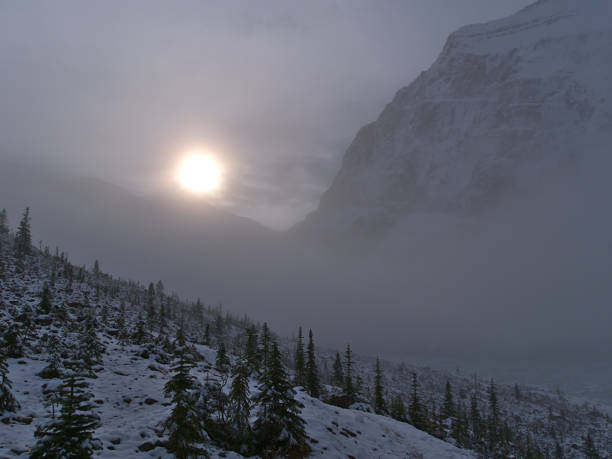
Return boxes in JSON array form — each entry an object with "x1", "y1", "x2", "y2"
[{"x1": 178, "y1": 154, "x2": 222, "y2": 194}]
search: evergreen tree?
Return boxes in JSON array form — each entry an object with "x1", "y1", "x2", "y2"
[
  {"x1": 115, "y1": 302, "x2": 129, "y2": 345},
  {"x1": 442, "y1": 380, "x2": 455, "y2": 420},
  {"x1": 31, "y1": 354, "x2": 101, "y2": 458},
  {"x1": 487, "y1": 379, "x2": 499, "y2": 449},
  {"x1": 79, "y1": 317, "x2": 104, "y2": 374},
  {"x1": 131, "y1": 314, "x2": 148, "y2": 345},
  {"x1": 259, "y1": 322, "x2": 271, "y2": 374},
  {"x1": 244, "y1": 326, "x2": 259, "y2": 371},
  {"x1": 15, "y1": 207, "x2": 32, "y2": 257},
  {"x1": 343, "y1": 344, "x2": 355, "y2": 403},
  {"x1": 0, "y1": 351, "x2": 19, "y2": 413},
  {"x1": 470, "y1": 392, "x2": 483, "y2": 446},
  {"x1": 390, "y1": 394, "x2": 407, "y2": 422},
  {"x1": 38, "y1": 282, "x2": 53, "y2": 315},
  {"x1": 332, "y1": 351, "x2": 344, "y2": 388},
  {"x1": 253, "y1": 340, "x2": 308, "y2": 457},
  {"x1": 293, "y1": 327, "x2": 305, "y2": 387},
  {"x1": 409, "y1": 372, "x2": 425, "y2": 430},
  {"x1": 2, "y1": 328, "x2": 24, "y2": 358},
  {"x1": 305, "y1": 329, "x2": 320, "y2": 398},
  {"x1": 0, "y1": 209, "x2": 8, "y2": 234},
  {"x1": 229, "y1": 359, "x2": 251, "y2": 448},
  {"x1": 374, "y1": 357, "x2": 386, "y2": 414},
  {"x1": 584, "y1": 432, "x2": 600, "y2": 459},
  {"x1": 204, "y1": 323, "x2": 211, "y2": 346},
  {"x1": 38, "y1": 335, "x2": 63, "y2": 379},
  {"x1": 216, "y1": 343, "x2": 230, "y2": 374},
  {"x1": 161, "y1": 329, "x2": 207, "y2": 458},
  {"x1": 514, "y1": 383, "x2": 522, "y2": 401}
]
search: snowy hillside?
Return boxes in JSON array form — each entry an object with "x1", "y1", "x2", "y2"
[
  {"x1": 298, "y1": 0, "x2": 612, "y2": 240},
  {"x1": 1, "y1": 211, "x2": 609, "y2": 458},
  {"x1": 0, "y1": 224, "x2": 479, "y2": 458}
]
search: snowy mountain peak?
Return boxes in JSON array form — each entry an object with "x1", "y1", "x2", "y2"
[{"x1": 298, "y1": 0, "x2": 612, "y2": 241}]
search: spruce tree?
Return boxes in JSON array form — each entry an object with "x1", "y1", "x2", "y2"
[
  {"x1": 204, "y1": 323, "x2": 211, "y2": 346},
  {"x1": 161, "y1": 329, "x2": 206, "y2": 458},
  {"x1": 215, "y1": 343, "x2": 230, "y2": 374},
  {"x1": 15, "y1": 207, "x2": 32, "y2": 257},
  {"x1": 79, "y1": 317, "x2": 104, "y2": 375},
  {"x1": 390, "y1": 394, "x2": 407, "y2": 422},
  {"x1": 374, "y1": 357, "x2": 386, "y2": 414},
  {"x1": 0, "y1": 351, "x2": 19, "y2": 413},
  {"x1": 332, "y1": 351, "x2": 344, "y2": 388},
  {"x1": 244, "y1": 326, "x2": 259, "y2": 371},
  {"x1": 487, "y1": 379, "x2": 499, "y2": 449},
  {"x1": 31, "y1": 354, "x2": 101, "y2": 458},
  {"x1": 0, "y1": 209, "x2": 8, "y2": 234},
  {"x1": 470, "y1": 392, "x2": 483, "y2": 446},
  {"x1": 344, "y1": 344, "x2": 355, "y2": 403},
  {"x1": 293, "y1": 327, "x2": 305, "y2": 387},
  {"x1": 584, "y1": 432, "x2": 600, "y2": 459},
  {"x1": 38, "y1": 282, "x2": 53, "y2": 315},
  {"x1": 409, "y1": 372, "x2": 425, "y2": 430},
  {"x1": 38, "y1": 335, "x2": 63, "y2": 379},
  {"x1": 442, "y1": 380, "x2": 455, "y2": 420},
  {"x1": 253, "y1": 340, "x2": 308, "y2": 457},
  {"x1": 229, "y1": 359, "x2": 251, "y2": 448},
  {"x1": 259, "y1": 322, "x2": 271, "y2": 374},
  {"x1": 305, "y1": 329, "x2": 319, "y2": 398}
]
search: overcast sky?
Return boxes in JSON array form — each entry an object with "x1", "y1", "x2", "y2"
[{"x1": 0, "y1": 0, "x2": 532, "y2": 228}]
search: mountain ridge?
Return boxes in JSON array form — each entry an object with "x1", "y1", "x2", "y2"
[{"x1": 297, "y1": 0, "x2": 612, "y2": 241}]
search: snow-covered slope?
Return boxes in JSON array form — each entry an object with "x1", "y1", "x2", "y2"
[
  {"x1": 298, "y1": 0, "x2": 612, "y2": 239},
  {"x1": 2, "y1": 353, "x2": 474, "y2": 458},
  {"x1": 1, "y1": 228, "x2": 609, "y2": 457}
]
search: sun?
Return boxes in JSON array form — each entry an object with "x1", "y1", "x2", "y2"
[{"x1": 177, "y1": 154, "x2": 222, "y2": 194}]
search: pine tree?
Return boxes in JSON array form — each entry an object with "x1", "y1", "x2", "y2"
[
  {"x1": 259, "y1": 322, "x2": 271, "y2": 374},
  {"x1": 332, "y1": 351, "x2": 344, "y2": 388},
  {"x1": 584, "y1": 432, "x2": 600, "y2": 459},
  {"x1": 38, "y1": 335, "x2": 63, "y2": 379},
  {"x1": 0, "y1": 209, "x2": 8, "y2": 234},
  {"x1": 514, "y1": 383, "x2": 522, "y2": 401},
  {"x1": 487, "y1": 379, "x2": 499, "y2": 449},
  {"x1": 470, "y1": 391, "x2": 483, "y2": 446},
  {"x1": 305, "y1": 329, "x2": 320, "y2": 398},
  {"x1": 204, "y1": 323, "x2": 211, "y2": 346},
  {"x1": 442, "y1": 380, "x2": 455, "y2": 420},
  {"x1": 374, "y1": 357, "x2": 386, "y2": 414},
  {"x1": 161, "y1": 329, "x2": 207, "y2": 458},
  {"x1": 31, "y1": 354, "x2": 101, "y2": 458},
  {"x1": 229, "y1": 359, "x2": 251, "y2": 447},
  {"x1": 216, "y1": 343, "x2": 230, "y2": 374},
  {"x1": 38, "y1": 282, "x2": 53, "y2": 315},
  {"x1": 293, "y1": 327, "x2": 305, "y2": 387},
  {"x1": 390, "y1": 394, "x2": 407, "y2": 422},
  {"x1": 244, "y1": 326, "x2": 259, "y2": 371},
  {"x1": 344, "y1": 344, "x2": 355, "y2": 403},
  {"x1": 79, "y1": 317, "x2": 104, "y2": 374},
  {"x1": 0, "y1": 351, "x2": 19, "y2": 413},
  {"x1": 131, "y1": 314, "x2": 148, "y2": 345},
  {"x1": 409, "y1": 372, "x2": 425, "y2": 430},
  {"x1": 253, "y1": 340, "x2": 308, "y2": 457},
  {"x1": 15, "y1": 207, "x2": 32, "y2": 257}
]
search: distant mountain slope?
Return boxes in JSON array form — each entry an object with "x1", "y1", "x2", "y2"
[
  {"x1": 0, "y1": 160, "x2": 277, "y2": 303},
  {"x1": 298, "y1": 0, "x2": 612, "y2": 240}
]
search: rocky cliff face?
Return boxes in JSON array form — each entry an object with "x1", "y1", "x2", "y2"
[{"x1": 299, "y1": 0, "x2": 612, "y2": 240}]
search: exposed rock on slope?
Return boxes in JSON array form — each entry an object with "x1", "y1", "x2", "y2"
[{"x1": 299, "y1": 0, "x2": 612, "y2": 240}]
